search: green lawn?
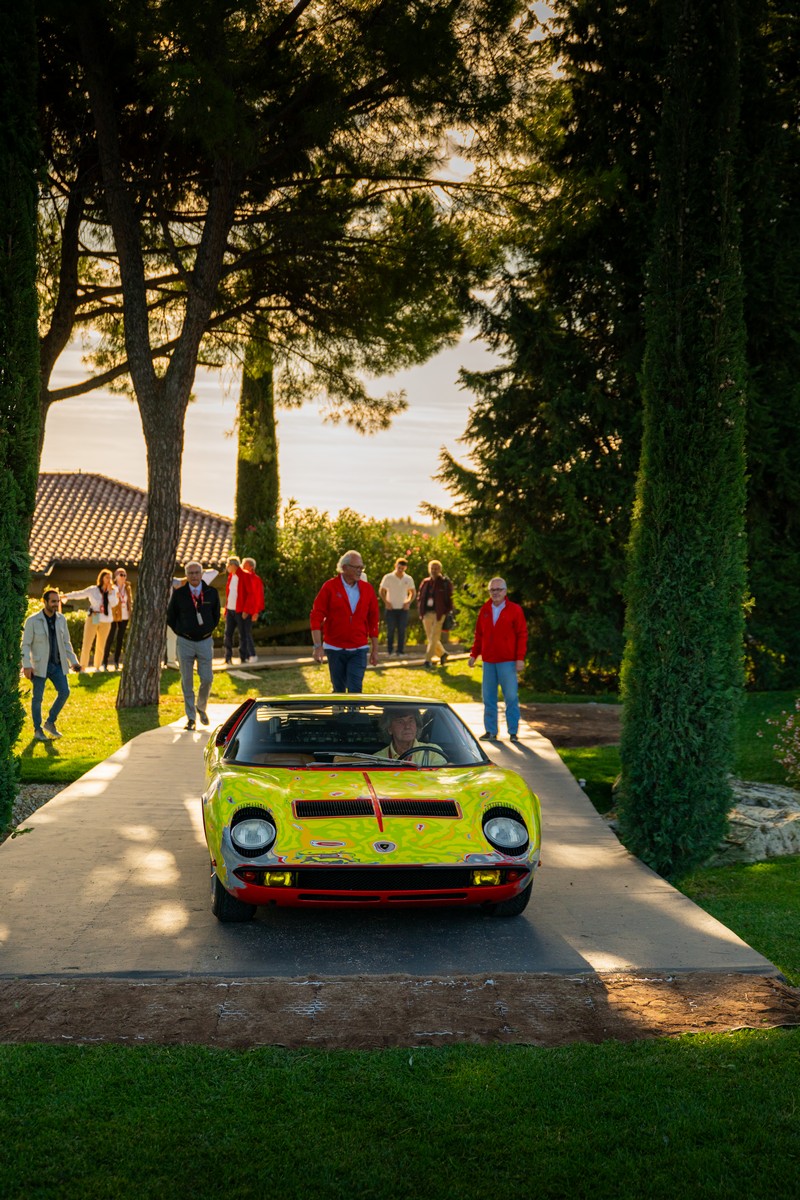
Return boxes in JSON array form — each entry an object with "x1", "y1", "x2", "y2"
[{"x1": 1, "y1": 1032, "x2": 798, "y2": 1199}]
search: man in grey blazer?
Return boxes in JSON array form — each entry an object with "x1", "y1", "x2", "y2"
[{"x1": 21, "y1": 589, "x2": 80, "y2": 741}]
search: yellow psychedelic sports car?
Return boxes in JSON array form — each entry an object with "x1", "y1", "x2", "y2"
[{"x1": 203, "y1": 695, "x2": 542, "y2": 922}]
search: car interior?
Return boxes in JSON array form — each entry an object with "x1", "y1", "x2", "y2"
[{"x1": 223, "y1": 703, "x2": 485, "y2": 768}]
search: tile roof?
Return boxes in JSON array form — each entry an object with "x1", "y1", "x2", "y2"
[{"x1": 31, "y1": 472, "x2": 232, "y2": 575}]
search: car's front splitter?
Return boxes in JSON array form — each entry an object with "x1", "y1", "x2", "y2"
[{"x1": 226, "y1": 864, "x2": 534, "y2": 909}]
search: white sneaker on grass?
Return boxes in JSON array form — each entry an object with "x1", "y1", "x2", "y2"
[{"x1": 43, "y1": 721, "x2": 63, "y2": 739}]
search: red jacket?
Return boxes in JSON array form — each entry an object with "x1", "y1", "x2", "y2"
[
  {"x1": 241, "y1": 569, "x2": 265, "y2": 617},
  {"x1": 310, "y1": 577, "x2": 380, "y2": 649},
  {"x1": 470, "y1": 600, "x2": 528, "y2": 664},
  {"x1": 225, "y1": 567, "x2": 247, "y2": 613}
]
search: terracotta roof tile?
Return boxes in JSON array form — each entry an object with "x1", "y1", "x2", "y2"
[{"x1": 31, "y1": 472, "x2": 232, "y2": 574}]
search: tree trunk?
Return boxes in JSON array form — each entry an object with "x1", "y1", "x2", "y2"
[
  {"x1": 116, "y1": 386, "x2": 186, "y2": 708},
  {"x1": 618, "y1": 0, "x2": 747, "y2": 878}
]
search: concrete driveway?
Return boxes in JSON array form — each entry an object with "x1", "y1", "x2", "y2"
[{"x1": 0, "y1": 703, "x2": 777, "y2": 980}]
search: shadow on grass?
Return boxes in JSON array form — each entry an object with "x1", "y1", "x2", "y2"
[{"x1": 17, "y1": 737, "x2": 62, "y2": 762}]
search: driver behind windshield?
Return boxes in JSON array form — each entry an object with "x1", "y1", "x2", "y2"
[{"x1": 375, "y1": 707, "x2": 446, "y2": 766}]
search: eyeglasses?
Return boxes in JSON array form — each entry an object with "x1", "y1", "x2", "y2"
[
  {"x1": 344, "y1": 563, "x2": 364, "y2": 570},
  {"x1": 489, "y1": 587, "x2": 506, "y2": 593},
  {"x1": 116, "y1": 573, "x2": 127, "y2": 578}
]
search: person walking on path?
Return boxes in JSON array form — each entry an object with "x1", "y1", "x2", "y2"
[
  {"x1": 103, "y1": 568, "x2": 133, "y2": 671},
  {"x1": 166, "y1": 568, "x2": 217, "y2": 669},
  {"x1": 379, "y1": 558, "x2": 416, "y2": 655},
  {"x1": 417, "y1": 559, "x2": 454, "y2": 669},
  {"x1": 21, "y1": 589, "x2": 80, "y2": 741},
  {"x1": 310, "y1": 550, "x2": 379, "y2": 692},
  {"x1": 167, "y1": 561, "x2": 221, "y2": 731},
  {"x1": 240, "y1": 557, "x2": 265, "y2": 664},
  {"x1": 468, "y1": 577, "x2": 528, "y2": 742},
  {"x1": 63, "y1": 570, "x2": 118, "y2": 671},
  {"x1": 223, "y1": 555, "x2": 248, "y2": 665}
]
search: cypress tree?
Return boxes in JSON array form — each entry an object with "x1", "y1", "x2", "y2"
[
  {"x1": 0, "y1": 0, "x2": 40, "y2": 829},
  {"x1": 617, "y1": 0, "x2": 748, "y2": 877},
  {"x1": 234, "y1": 321, "x2": 280, "y2": 575}
]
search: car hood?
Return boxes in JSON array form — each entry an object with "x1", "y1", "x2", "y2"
[{"x1": 206, "y1": 762, "x2": 539, "y2": 868}]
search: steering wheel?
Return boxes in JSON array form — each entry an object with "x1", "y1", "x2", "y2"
[{"x1": 396, "y1": 743, "x2": 445, "y2": 762}]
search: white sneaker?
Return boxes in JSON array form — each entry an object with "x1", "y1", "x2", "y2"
[
  {"x1": 43, "y1": 721, "x2": 63, "y2": 739},
  {"x1": 34, "y1": 728, "x2": 51, "y2": 742}
]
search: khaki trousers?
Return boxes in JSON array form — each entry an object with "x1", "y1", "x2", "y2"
[
  {"x1": 422, "y1": 612, "x2": 446, "y2": 663},
  {"x1": 80, "y1": 615, "x2": 112, "y2": 669}
]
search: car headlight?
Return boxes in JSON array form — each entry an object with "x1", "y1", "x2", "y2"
[
  {"x1": 231, "y1": 816, "x2": 276, "y2": 855},
  {"x1": 483, "y1": 808, "x2": 529, "y2": 854}
]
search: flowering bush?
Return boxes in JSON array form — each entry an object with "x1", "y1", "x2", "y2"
[{"x1": 768, "y1": 698, "x2": 800, "y2": 786}]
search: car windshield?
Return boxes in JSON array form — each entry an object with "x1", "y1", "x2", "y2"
[{"x1": 223, "y1": 700, "x2": 487, "y2": 769}]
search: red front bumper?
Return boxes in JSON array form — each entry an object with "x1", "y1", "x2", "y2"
[{"x1": 226, "y1": 867, "x2": 533, "y2": 909}]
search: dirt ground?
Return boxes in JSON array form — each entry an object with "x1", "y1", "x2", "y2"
[
  {"x1": 1, "y1": 972, "x2": 798, "y2": 1048},
  {"x1": 519, "y1": 702, "x2": 621, "y2": 747}
]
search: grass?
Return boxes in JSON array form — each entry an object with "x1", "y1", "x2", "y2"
[
  {"x1": 679, "y1": 856, "x2": 800, "y2": 983},
  {"x1": 0, "y1": 1032, "x2": 798, "y2": 1199},
  {"x1": 7, "y1": 663, "x2": 800, "y2": 1197}
]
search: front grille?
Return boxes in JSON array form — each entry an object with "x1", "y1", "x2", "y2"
[
  {"x1": 294, "y1": 867, "x2": 474, "y2": 891},
  {"x1": 294, "y1": 799, "x2": 374, "y2": 818},
  {"x1": 380, "y1": 800, "x2": 459, "y2": 818},
  {"x1": 293, "y1": 799, "x2": 459, "y2": 820}
]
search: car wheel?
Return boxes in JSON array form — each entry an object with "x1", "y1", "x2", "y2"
[
  {"x1": 484, "y1": 880, "x2": 533, "y2": 918},
  {"x1": 210, "y1": 865, "x2": 257, "y2": 922}
]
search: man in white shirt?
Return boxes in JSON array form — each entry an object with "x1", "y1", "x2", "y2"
[{"x1": 378, "y1": 558, "x2": 416, "y2": 656}]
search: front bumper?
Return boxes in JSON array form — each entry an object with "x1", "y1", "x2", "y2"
[{"x1": 227, "y1": 863, "x2": 534, "y2": 908}]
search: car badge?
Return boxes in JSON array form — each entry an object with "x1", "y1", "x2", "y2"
[{"x1": 374, "y1": 841, "x2": 396, "y2": 853}]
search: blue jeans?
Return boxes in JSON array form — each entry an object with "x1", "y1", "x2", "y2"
[
  {"x1": 31, "y1": 663, "x2": 71, "y2": 732},
  {"x1": 177, "y1": 634, "x2": 214, "y2": 721},
  {"x1": 481, "y1": 660, "x2": 520, "y2": 736},
  {"x1": 384, "y1": 609, "x2": 409, "y2": 653},
  {"x1": 326, "y1": 648, "x2": 368, "y2": 693}
]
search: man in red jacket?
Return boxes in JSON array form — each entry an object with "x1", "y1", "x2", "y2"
[
  {"x1": 310, "y1": 550, "x2": 379, "y2": 692},
  {"x1": 240, "y1": 557, "x2": 265, "y2": 664},
  {"x1": 468, "y1": 577, "x2": 528, "y2": 742}
]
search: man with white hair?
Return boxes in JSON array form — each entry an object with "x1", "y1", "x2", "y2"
[
  {"x1": 310, "y1": 550, "x2": 379, "y2": 693},
  {"x1": 468, "y1": 577, "x2": 528, "y2": 743},
  {"x1": 167, "y1": 561, "x2": 221, "y2": 731}
]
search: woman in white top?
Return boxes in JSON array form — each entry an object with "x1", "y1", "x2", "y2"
[{"x1": 63, "y1": 569, "x2": 118, "y2": 670}]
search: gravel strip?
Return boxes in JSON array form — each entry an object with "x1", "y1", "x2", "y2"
[{"x1": 10, "y1": 783, "x2": 64, "y2": 829}]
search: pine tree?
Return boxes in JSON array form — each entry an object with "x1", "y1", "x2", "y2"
[
  {"x1": 617, "y1": 0, "x2": 747, "y2": 877},
  {"x1": 438, "y1": 0, "x2": 662, "y2": 688}
]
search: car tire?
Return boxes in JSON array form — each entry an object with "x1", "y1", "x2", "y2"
[
  {"x1": 484, "y1": 880, "x2": 533, "y2": 918},
  {"x1": 210, "y1": 866, "x2": 257, "y2": 922}
]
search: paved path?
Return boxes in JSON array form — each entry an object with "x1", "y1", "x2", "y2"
[{"x1": 0, "y1": 704, "x2": 776, "y2": 980}]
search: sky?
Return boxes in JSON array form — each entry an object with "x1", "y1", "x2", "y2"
[{"x1": 41, "y1": 335, "x2": 500, "y2": 523}]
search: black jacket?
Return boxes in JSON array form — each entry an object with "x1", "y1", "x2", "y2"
[{"x1": 167, "y1": 582, "x2": 221, "y2": 641}]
